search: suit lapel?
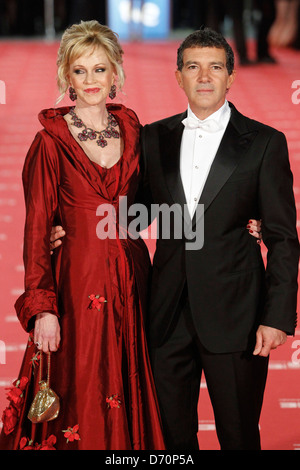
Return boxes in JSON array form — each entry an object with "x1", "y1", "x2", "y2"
[
  {"x1": 192, "y1": 104, "x2": 258, "y2": 228},
  {"x1": 157, "y1": 105, "x2": 258, "y2": 231},
  {"x1": 159, "y1": 112, "x2": 192, "y2": 225}
]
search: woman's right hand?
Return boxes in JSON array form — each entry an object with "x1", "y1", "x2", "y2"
[{"x1": 34, "y1": 312, "x2": 61, "y2": 353}]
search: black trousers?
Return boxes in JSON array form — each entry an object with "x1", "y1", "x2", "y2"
[{"x1": 150, "y1": 297, "x2": 269, "y2": 450}]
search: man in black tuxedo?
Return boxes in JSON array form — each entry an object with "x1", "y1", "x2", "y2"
[
  {"x1": 140, "y1": 28, "x2": 299, "y2": 450},
  {"x1": 49, "y1": 27, "x2": 298, "y2": 450}
]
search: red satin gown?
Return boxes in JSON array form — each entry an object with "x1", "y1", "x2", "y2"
[{"x1": 0, "y1": 104, "x2": 165, "y2": 450}]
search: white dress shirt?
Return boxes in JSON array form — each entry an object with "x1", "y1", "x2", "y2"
[{"x1": 180, "y1": 100, "x2": 231, "y2": 217}]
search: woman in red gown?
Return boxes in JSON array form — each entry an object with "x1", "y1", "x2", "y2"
[{"x1": 0, "y1": 20, "x2": 165, "y2": 450}]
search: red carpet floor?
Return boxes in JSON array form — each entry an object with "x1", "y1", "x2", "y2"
[{"x1": 0, "y1": 39, "x2": 299, "y2": 450}]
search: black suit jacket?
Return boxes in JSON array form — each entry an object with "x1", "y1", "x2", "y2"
[{"x1": 140, "y1": 103, "x2": 299, "y2": 353}]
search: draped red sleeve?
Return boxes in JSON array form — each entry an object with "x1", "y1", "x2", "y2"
[{"x1": 15, "y1": 131, "x2": 60, "y2": 331}]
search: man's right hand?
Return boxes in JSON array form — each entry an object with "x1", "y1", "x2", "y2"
[{"x1": 50, "y1": 226, "x2": 65, "y2": 254}]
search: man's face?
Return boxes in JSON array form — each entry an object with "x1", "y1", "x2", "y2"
[{"x1": 175, "y1": 46, "x2": 236, "y2": 120}]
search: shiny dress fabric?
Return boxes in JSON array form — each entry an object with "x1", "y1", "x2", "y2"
[{"x1": 0, "y1": 104, "x2": 165, "y2": 450}]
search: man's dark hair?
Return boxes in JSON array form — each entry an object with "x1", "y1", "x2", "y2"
[{"x1": 177, "y1": 27, "x2": 235, "y2": 75}]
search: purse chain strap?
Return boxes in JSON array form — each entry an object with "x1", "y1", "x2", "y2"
[{"x1": 39, "y1": 351, "x2": 51, "y2": 386}]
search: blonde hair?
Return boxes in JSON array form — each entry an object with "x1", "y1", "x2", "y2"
[{"x1": 56, "y1": 20, "x2": 125, "y2": 102}]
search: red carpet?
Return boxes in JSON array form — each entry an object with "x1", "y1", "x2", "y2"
[{"x1": 0, "y1": 39, "x2": 299, "y2": 450}]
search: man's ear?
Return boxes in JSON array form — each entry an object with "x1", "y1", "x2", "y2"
[
  {"x1": 226, "y1": 69, "x2": 236, "y2": 91},
  {"x1": 175, "y1": 69, "x2": 183, "y2": 89}
]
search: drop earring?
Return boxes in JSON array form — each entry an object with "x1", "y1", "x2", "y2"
[
  {"x1": 69, "y1": 86, "x2": 77, "y2": 101},
  {"x1": 109, "y1": 84, "x2": 116, "y2": 100}
]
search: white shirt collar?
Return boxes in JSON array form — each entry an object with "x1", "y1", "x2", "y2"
[{"x1": 187, "y1": 100, "x2": 231, "y2": 128}]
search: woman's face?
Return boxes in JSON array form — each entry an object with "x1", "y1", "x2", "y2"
[{"x1": 68, "y1": 46, "x2": 115, "y2": 107}]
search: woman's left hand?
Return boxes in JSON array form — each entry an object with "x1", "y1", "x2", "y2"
[{"x1": 247, "y1": 219, "x2": 262, "y2": 243}]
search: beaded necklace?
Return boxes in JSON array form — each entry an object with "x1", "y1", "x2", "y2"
[{"x1": 69, "y1": 107, "x2": 120, "y2": 148}]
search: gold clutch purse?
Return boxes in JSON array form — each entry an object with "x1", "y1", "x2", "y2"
[{"x1": 28, "y1": 352, "x2": 60, "y2": 423}]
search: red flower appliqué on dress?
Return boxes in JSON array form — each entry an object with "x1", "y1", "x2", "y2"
[
  {"x1": 30, "y1": 350, "x2": 41, "y2": 368},
  {"x1": 5, "y1": 377, "x2": 28, "y2": 407},
  {"x1": 106, "y1": 394, "x2": 122, "y2": 409},
  {"x1": 2, "y1": 376, "x2": 29, "y2": 435},
  {"x1": 19, "y1": 435, "x2": 56, "y2": 450},
  {"x1": 88, "y1": 294, "x2": 107, "y2": 311},
  {"x1": 27, "y1": 334, "x2": 34, "y2": 348},
  {"x1": 1, "y1": 404, "x2": 18, "y2": 435},
  {"x1": 62, "y1": 424, "x2": 81, "y2": 443}
]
